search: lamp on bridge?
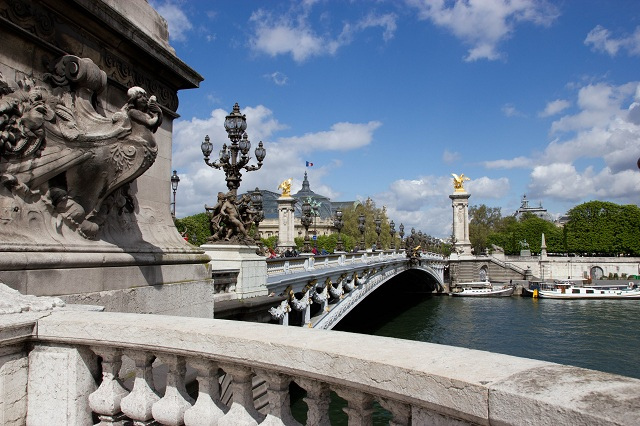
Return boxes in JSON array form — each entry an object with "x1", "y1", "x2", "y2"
[
  {"x1": 301, "y1": 198, "x2": 313, "y2": 253},
  {"x1": 399, "y1": 223, "x2": 405, "y2": 249},
  {"x1": 170, "y1": 170, "x2": 180, "y2": 218},
  {"x1": 334, "y1": 207, "x2": 344, "y2": 252},
  {"x1": 200, "y1": 103, "x2": 267, "y2": 244},
  {"x1": 250, "y1": 187, "x2": 264, "y2": 248},
  {"x1": 374, "y1": 214, "x2": 382, "y2": 251},
  {"x1": 358, "y1": 212, "x2": 366, "y2": 252},
  {"x1": 200, "y1": 103, "x2": 266, "y2": 196},
  {"x1": 389, "y1": 220, "x2": 396, "y2": 250}
]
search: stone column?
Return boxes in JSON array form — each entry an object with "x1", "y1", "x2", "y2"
[
  {"x1": 277, "y1": 196, "x2": 297, "y2": 251},
  {"x1": 449, "y1": 192, "x2": 473, "y2": 256}
]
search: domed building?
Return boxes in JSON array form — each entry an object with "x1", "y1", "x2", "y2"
[{"x1": 245, "y1": 172, "x2": 353, "y2": 242}]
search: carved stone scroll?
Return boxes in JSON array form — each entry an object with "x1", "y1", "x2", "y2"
[{"x1": 0, "y1": 55, "x2": 160, "y2": 241}]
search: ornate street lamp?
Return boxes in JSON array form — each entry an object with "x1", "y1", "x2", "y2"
[
  {"x1": 389, "y1": 220, "x2": 396, "y2": 250},
  {"x1": 358, "y1": 212, "x2": 366, "y2": 251},
  {"x1": 399, "y1": 223, "x2": 405, "y2": 249},
  {"x1": 301, "y1": 199, "x2": 313, "y2": 253},
  {"x1": 201, "y1": 103, "x2": 266, "y2": 196},
  {"x1": 170, "y1": 170, "x2": 180, "y2": 218},
  {"x1": 374, "y1": 215, "x2": 382, "y2": 251},
  {"x1": 334, "y1": 208, "x2": 344, "y2": 252},
  {"x1": 250, "y1": 187, "x2": 264, "y2": 247}
]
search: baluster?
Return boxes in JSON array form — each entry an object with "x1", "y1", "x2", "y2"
[
  {"x1": 152, "y1": 354, "x2": 194, "y2": 425},
  {"x1": 88, "y1": 346, "x2": 129, "y2": 425},
  {"x1": 120, "y1": 351, "x2": 159, "y2": 425},
  {"x1": 334, "y1": 387, "x2": 374, "y2": 426},
  {"x1": 255, "y1": 370, "x2": 300, "y2": 426},
  {"x1": 379, "y1": 398, "x2": 411, "y2": 426},
  {"x1": 296, "y1": 378, "x2": 330, "y2": 426},
  {"x1": 217, "y1": 364, "x2": 264, "y2": 425},
  {"x1": 184, "y1": 359, "x2": 226, "y2": 426}
]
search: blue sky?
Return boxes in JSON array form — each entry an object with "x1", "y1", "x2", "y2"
[{"x1": 153, "y1": 0, "x2": 640, "y2": 238}]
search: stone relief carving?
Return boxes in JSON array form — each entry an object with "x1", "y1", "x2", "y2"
[{"x1": 0, "y1": 55, "x2": 160, "y2": 241}]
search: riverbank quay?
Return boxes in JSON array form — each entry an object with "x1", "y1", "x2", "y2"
[{"x1": 2, "y1": 309, "x2": 639, "y2": 425}]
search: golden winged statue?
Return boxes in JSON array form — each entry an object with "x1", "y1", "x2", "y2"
[
  {"x1": 451, "y1": 173, "x2": 470, "y2": 192},
  {"x1": 278, "y1": 178, "x2": 293, "y2": 197}
]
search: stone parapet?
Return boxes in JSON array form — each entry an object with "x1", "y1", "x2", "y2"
[{"x1": 10, "y1": 309, "x2": 639, "y2": 425}]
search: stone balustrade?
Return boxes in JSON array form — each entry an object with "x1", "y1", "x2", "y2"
[
  {"x1": 265, "y1": 250, "x2": 443, "y2": 278},
  {"x1": 5, "y1": 310, "x2": 640, "y2": 425}
]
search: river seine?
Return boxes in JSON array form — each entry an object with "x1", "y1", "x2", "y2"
[
  {"x1": 335, "y1": 288, "x2": 640, "y2": 380},
  {"x1": 293, "y1": 283, "x2": 640, "y2": 424}
]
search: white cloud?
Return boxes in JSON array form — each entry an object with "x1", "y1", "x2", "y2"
[
  {"x1": 264, "y1": 71, "x2": 289, "y2": 86},
  {"x1": 151, "y1": 1, "x2": 193, "y2": 42},
  {"x1": 585, "y1": 25, "x2": 640, "y2": 57},
  {"x1": 550, "y1": 82, "x2": 637, "y2": 134},
  {"x1": 529, "y1": 163, "x2": 640, "y2": 204},
  {"x1": 375, "y1": 175, "x2": 453, "y2": 237},
  {"x1": 170, "y1": 105, "x2": 383, "y2": 218},
  {"x1": 279, "y1": 121, "x2": 382, "y2": 152},
  {"x1": 502, "y1": 103, "x2": 525, "y2": 117},
  {"x1": 442, "y1": 149, "x2": 460, "y2": 164},
  {"x1": 484, "y1": 156, "x2": 531, "y2": 169},
  {"x1": 539, "y1": 99, "x2": 571, "y2": 117},
  {"x1": 248, "y1": 6, "x2": 397, "y2": 62},
  {"x1": 356, "y1": 13, "x2": 398, "y2": 42},
  {"x1": 466, "y1": 176, "x2": 510, "y2": 198},
  {"x1": 406, "y1": 0, "x2": 559, "y2": 61}
]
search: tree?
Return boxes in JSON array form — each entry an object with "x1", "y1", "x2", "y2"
[
  {"x1": 486, "y1": 214, "x2": 563, "y2": 255},
  {"x1": 564, "y1": 201, "x2": 640, "y2": 255},
  {"x1": 340, "y1": 198, "x2": 391, "y2": 249},
  {"x1": 174, "y1": 213, "x2": 211, "y2": 246},
  {"x1": 468, "y1": 205, "x2": 502, "y2": 254}
]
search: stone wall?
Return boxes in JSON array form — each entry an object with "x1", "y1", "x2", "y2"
[{"x1": 0, "y1": 0, "x2": 213, "y2": 316}]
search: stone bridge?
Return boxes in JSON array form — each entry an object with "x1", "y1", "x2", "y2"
[{"x1": 212, "y1": 250, "x2": 446, "y2": 328}]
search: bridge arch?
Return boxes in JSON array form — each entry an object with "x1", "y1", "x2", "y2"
[
  {"x1": 264, "y1": 252, "x2": 446, "y2": 329},
  {"x1": 590, "y1": 266, "x2": 604, "y2": 280}
]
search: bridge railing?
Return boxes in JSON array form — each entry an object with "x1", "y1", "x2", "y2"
[
  {"x1": 12, "y1": 310, "x2": 640, "y2": 426},
  {"x1": 266, "y1": 250, "x2": 444, "y2": 278}
]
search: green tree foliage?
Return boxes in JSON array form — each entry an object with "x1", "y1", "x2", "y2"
[
  {"x1": 293, "y1": 233, "x2": 357, "y2": 253},
  {"x1": 261, "y1": 235, "x2": 278, "y2": 250},
  {"x1": 479, "y1": 200, "x2": 640, "y2": 256},
  {"x1": 174, "y1": 213, "x2": 211, "y2": 246},
  {"x1": 339, "y1": 198, "x2": 392, "y2": 250},
  {"x1": 564, "y1": 201, "x2": 640, "y2": 255},
  {"x1": 468, "y1": 205, "x2": 503, "y2": 254},
  {"x1": 487, "y1": 213, "x2": 563, "y2": 255}
]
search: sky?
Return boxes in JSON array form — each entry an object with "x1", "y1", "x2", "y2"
[{"x1": 152, "y1": 0, "x2": 640, "y2": 238}]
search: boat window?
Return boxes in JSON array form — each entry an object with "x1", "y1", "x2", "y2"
[
  {"x1": 586, "y1": 289, "x2": 594, "y2": 294},
  {"x1": 600, "y1": 291, "x2": 605, "y2": 294},
  {"x1": 572, "y1": 289, "x2": 580, "y2": 293}
]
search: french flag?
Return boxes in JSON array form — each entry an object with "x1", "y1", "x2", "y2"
[{"x1": 306, "y1": 161, "x2": 314, "y2": 167}]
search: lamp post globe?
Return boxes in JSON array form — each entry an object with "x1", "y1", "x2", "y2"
[
  {"x1": 334, "y1": 208, "x2": 344, "y2": 252},
  {"x1": 170, "y1": 170, "x2": 180, "y2": 217},
  {"x1": 374, "y1": 215, "x2": 382, "y2": 251},
  {"x1": 389, "y1": 220, "x2": 396, "y2": 250},
  {"x1": 301, "y1": 199, "x2": 313, "y2": 253},
  {"x1": 358, "y1": 213, "x2": 366, "y2": 252},
  {"x1": 201, "y1": 103, "x2": 266, "y2": 195}
]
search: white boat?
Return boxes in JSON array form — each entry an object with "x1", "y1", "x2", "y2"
[
  {"x1": 537, "y1": 281, "x2": 640, "y2": 299},
  {"x1": 450, "y1": 282, "x2": 514, "y2": 297}
]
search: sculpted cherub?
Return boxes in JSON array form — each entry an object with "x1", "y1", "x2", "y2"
[
  {"x1": 278, "y1": 178, "x2": 293, "y2": 197},
  {"x1": 451, "y1": 173, "x2": 470, "y2": 192}
]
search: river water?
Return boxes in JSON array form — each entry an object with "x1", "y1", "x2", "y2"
[
  {"x1": 334, "y1": 285, "x2": 640, "y2": 380},
  {"x1": 292, "y1": 283, "x2": 640, "y2": 424}
]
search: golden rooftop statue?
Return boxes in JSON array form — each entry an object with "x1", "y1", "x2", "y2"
[
  {"x1": 278, "y1": 178, "x2": 293, "y2": 197},
  {"x1": 451, "y1": 173, "x2": 470, "y2": 193}
]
